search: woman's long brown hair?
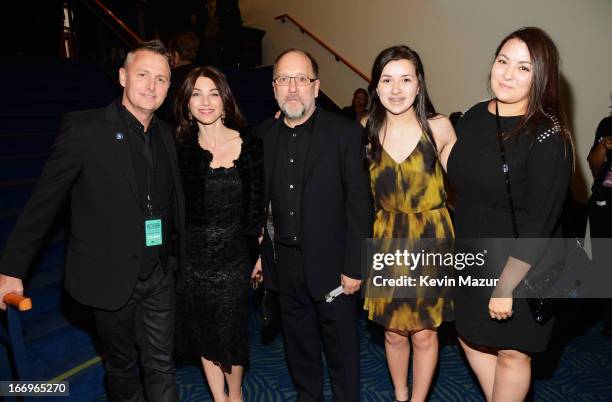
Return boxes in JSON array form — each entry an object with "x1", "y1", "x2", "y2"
[
  {"x1": 491, "y1": 27, "x2": 573, "y2": 159},
  {"x1": 174, "y1": 66, "x2": 245, "y2": 141}
]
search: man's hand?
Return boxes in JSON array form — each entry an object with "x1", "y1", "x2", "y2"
[
  {"x1": 489, "y1": 297, "x2": 513, "y2": 321},
  {"x1": 251, "y1": 257, "x2": 263, "y2": 277},
  {"x1": 0, "y1": 274, "x2": 24, "y2": 310},
  {"x1": 250, "y1": 257, "x2": 263, "y2": 287},
  {"x1": 341, "y1": 274, "x2": 361, "y2": 295}
]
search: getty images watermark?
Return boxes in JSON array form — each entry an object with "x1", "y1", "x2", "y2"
[
  {"x1": 370, "y1": 247, "x2": 498, "y2": 288},
  {"x1": 361, "y1": 238, "x2": 612, "y2": 300}
]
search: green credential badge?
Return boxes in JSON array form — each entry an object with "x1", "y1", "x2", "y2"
[{"x1": 145, "y1": 218, "x2": 162, "y2": 246}]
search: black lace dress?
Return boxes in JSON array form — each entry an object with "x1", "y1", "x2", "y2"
[{"x1": 175, "y1": 132, "x2": 264, "y2": 371}]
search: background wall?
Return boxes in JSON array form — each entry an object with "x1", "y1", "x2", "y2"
[{"x1": 240, "y1": 0, "x2": 612, "y2": 200}]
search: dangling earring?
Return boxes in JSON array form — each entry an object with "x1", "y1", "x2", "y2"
[
  {"x1": 188, "y1": 108, "x2": 198, "y2": 132},
  {"x1": 221, "y1": 112, "x2": 226, "y2": 124}
]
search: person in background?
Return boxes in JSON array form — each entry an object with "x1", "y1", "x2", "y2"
[
  {"x1": 587, "y1": 111, "x2": 612, "y2": 336},
  {"x1": 447, "y1": 27, "x2": 573, "y2": 401},
  {"x1": 158, "y1": 31, "x2": 199, "y2": 125},
  {"x1": 217, "y1": 0, "x2": 242, "y2": 66},
  {"x1": 342, "y1": 87, "x2": 369, "y2": 122},
  {"x1": 169, "y1": 31, "x2": 200, "y2": 74},
  {"x1": 173, "y1": 66, "x2": 264, "y2": 402}
]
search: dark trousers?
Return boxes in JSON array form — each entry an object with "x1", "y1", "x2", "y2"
[
  {"x1": 276, "y1": 244, "x2": 360, "y2": 402},
  {"x1": 589, "y1": 202, "x2": 612, "y2": 326},
  {"x1": 94, "y1": 265, "x2": 177, "y2": 402}
]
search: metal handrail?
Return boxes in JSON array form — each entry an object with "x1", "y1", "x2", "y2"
[
  {"x1": 275, "y1": 14, "x2": 370, "y2": 83},
  {"x1": 85, "y1": 0, "x2": 142, "y2": 45}
]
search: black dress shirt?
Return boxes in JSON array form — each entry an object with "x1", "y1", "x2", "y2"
[
  {"x1": 117, "y1": 101, "x2": 175, "y2": 278},
  {"x1": 271, "y1": 109, "x2": 317, "y2": 246}
]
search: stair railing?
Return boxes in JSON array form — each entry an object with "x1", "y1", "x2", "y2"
[
  {"x1": 64, "y1": 0, "x2": 144, "y2": 74},
  {"x1": 275, "y1": 14, "x2": 370, "y2": 83},
  {"x1": 84, "y1": 0, "x2": 142, "y2": 45}
]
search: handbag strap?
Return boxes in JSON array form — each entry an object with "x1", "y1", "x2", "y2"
[
  {"x1": 495, "y1": 101, "x2": 537, "y2": 293},
  {"x1": 496, "y1": 103, "x2": 582, "y2": 248},
  {"x1": 494, "y1": 100, "x2": 519, "y2": 239}
]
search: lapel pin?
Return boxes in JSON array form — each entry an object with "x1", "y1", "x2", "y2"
[{"x1": 115, "y1": 132, "x2": 124, "y2": 140}]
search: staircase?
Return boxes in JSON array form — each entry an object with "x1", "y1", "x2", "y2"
[{"x1": 0, "y1": 59, "x2": 118, "y2": 400}]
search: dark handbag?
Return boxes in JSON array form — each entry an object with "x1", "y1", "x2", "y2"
[
  {"x1": 250, "y1": 269, "x2": 281, "y2": 343},
  {"x1": 521, "y1": 219, "x2": 591, "y2": 323},
  {"x1": 259, "y1": 289, "x2": 281, "y2": 344},
  {"x1": 260, "y1": 289, "x2": 279, "y2": 327},
  {"x1": 494, "y1": 101, "x2": 590, "y2": 324}
]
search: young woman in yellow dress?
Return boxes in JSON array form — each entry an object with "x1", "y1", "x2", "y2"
[{"x1": 363, "y1": 45, "x2": 456, "y2": 402}]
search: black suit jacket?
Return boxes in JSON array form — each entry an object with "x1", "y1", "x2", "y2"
[
  {"x1": 0, "y1": 102, "x2": 185, "y2": 310},
  {"x1": 254, "y1": 108, "x2": 373, "y2": 299}
]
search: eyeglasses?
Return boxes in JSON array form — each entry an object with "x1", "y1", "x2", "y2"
[{"x1": 272, "y1": 75, "x2": 317, "y2": 86}]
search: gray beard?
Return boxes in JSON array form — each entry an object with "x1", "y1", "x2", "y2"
[
  {"x1": 280, "y1": 101, "x2": 306, "y2": 120},
  {"x1": 283, "y1": 109, "x2": 305, "y2": 120}
]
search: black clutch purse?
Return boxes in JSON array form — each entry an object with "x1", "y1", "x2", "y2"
[
  {"x1": 260, "y1": 290, "x2": 279, "y2": 327},
  {"x1": 520, "y1": 235, "x2": 591, "y2": 324},
  {"x1": 259, "y1": 289, "x2": 281, "y2": 344}
]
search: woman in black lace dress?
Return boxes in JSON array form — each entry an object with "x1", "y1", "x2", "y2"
[{"x1": 173, "y1": 66, "x2": 264, "y2": 402}]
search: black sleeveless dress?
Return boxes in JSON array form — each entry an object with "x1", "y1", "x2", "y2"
[
  {"x1": 175, "y1": 132, "x2": 264, "y2": 370},
  {"x1": 447, "y1": 101, "x2": 572, "y2": 352}
]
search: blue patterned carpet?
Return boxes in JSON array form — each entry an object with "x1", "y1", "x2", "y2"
[
  {"x1": 11, "y1": 288, "x2": 612, "y2": 402},
  {"x1": 88, "y1": 301, "x2": 612, "y2": 402}
]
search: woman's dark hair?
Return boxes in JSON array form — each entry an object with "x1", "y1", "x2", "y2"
[
  {"x1": 175, "y1": 66, "x2": 246, "y2": 141},
  {"x1": 168, "y1": 31, "x2": 200, "y2": 62},
  {"x1": 366, "y1": 45, "x2": 437, "y2": 165},
  {"x1": 352, "y1": 88, "x2": 369, "y2": 107},
  {"x1": 353, "y1": 87, "x2": 369, "y2": 98},
  {"x1": 491, "y1": 27, "x2": 572, "y2": 154}
]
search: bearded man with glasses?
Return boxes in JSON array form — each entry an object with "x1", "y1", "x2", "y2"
[{"x1": 254, "y1": 48, "x2": 373, "y2": 402}]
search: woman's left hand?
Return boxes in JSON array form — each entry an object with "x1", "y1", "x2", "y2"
[{"x1": 489, "y1": 297, "x2": 513, "y2": 320}]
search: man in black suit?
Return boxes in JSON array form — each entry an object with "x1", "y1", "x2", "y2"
[
  {"x1": 0, "y1": 41, "x2": 184, "y2": 402},
  {"x1": 255, "y1": 49, "x2": 373, "y2": 402}
]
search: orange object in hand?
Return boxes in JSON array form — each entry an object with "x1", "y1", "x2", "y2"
[{"x1": 3, "y1": 293, "x2": 32, "y2": 311}]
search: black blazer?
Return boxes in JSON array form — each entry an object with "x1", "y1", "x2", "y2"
[
  {"x1": 254, "y1": 108, "x2": 373, "y2": 299},
  {"x1": 0, "y1": 102, "x2": 185, "y2": 310}
]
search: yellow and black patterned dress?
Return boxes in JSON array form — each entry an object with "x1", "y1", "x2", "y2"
[{"x1": 364, "y1": 133, "x2": 454, "y2": 332}]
